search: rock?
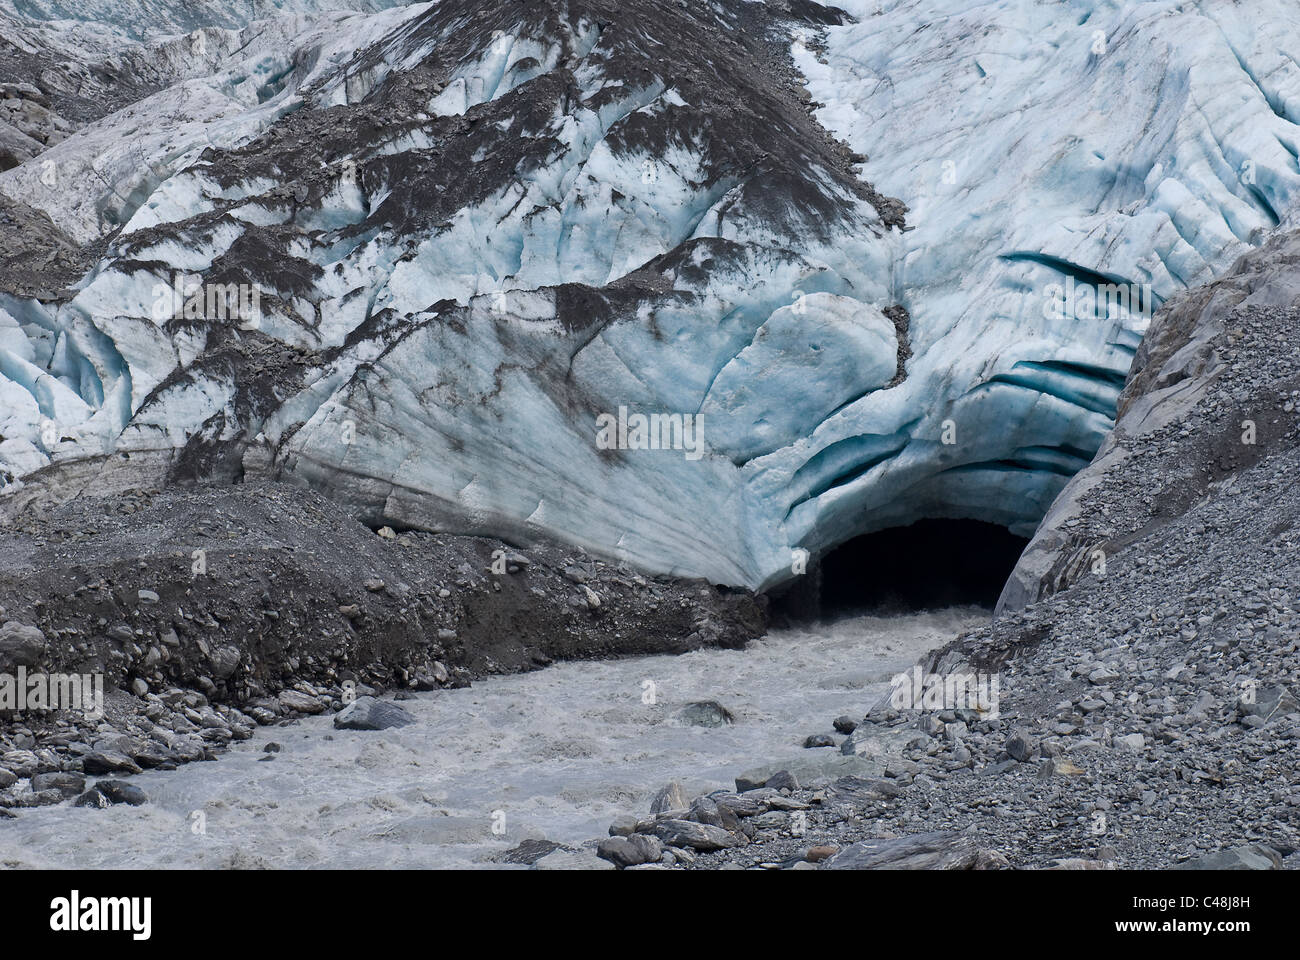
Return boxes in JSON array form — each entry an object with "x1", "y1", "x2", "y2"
[
  {"x1": 333, "y1": 697, "x2": 416, "y2": 731},
  {"x1": 832, "y1": 715, "x2": 859, "y2": 734},
  {"x1": 975, "y1": 849, "x2": 1013, "y2": 869},
  {"x1": 12, "y1": 789, "x2": 65, "y2": 807},
  {"x1": 608, "y1": 815, "x2": 639, "y2": 837},
  {"x1": 1171, "y1": 845, "x2": 1281, "y2": 870},
  {"x1": 688, "y1": 796, "x2": 725, "y2": 828},
  {"x1": 840, "y1": 721, "x2": 922, "y2": 759},
  {"x1": 738, "y1": 753, "x2": 880, "y2": 791},
  {"x1": 747, "y1": 811, "x2": 787, "y2": 831},
  {"x1": 1116, "y1": 733, "x2": 1146, "y2": 752},
  {"x1": 714, "y1": 793, "x2": 766, "y2": 817},
  {"x1": 2, "y1": 750, "x2": 38, "y2": 777},
  {"x1": 1043, "y1": 858, "x2": 1116, "y2": 870},
  {"x1": 764, "y1": 770, "x2": 799, "y2": 792},
  {"x1": 30, "y1": 772, "x2": 85, "y2": 797},
  {"x1": 736, "y1": 773, "x2": 767, "y2": 792},
  {"x1": 1237, "y1": 685, "x2": 1299, "y2": 724},
  {"x1": 597, "y1": 834, "x2": 663, "y2": 867},
  {"x1": 533, "y1": 848, "x2": 617, "y2": 870},
  {"x1": 130, "y1": 678, "x2": 149, "y2": 697},
  {"x1": 0, "y1": 621, "x2": 45, "y2": 670},
  {"x1": 649, "y1": 819, "x2": 742, "y2": 851},
  {"x1": 649, "y1": 781, "x2": 690, "y2": 815},
  {"x1": 885, "y1": 759, "x2": 920, "y2": 779},
  {"x1": 136, "y1": 589, "x2": 160, "y2": 604},
  {"x1": 827, "y1": 775, "x2": 902, "y2": 801},
  {"x1": 766, "y1": 794, "x2": 810, "y2": 811},
  {"x1": 208, "y1": 644, "x2": 242, "y2": 680},
  {"x1": 363, "y1": 578, "x2": 386, "y2": 592},
  {"x1": 713, "y1": 801, "x2": 743, "y2": 833},
  {"x1": 73, "y1": 788, "x2": 112, "y2": 809},
  {"x1": 1037, "y1": 757, "x2": 1085, "y2": 779},
  {"x1": 131, "y1": 746, "x2": 172, "y2": 769},
  {"x1": 825, "y1": 832, "x2": 988, "y2": 870},
  {"x1": 94, "y1": 780, "x2": 148, "y2": 806},
  {"x1": 805, "y1": 844, "x2": 839, "y2": 862},
  {"x1": 277, "y1": 690, "x2": 326, "y2": 714},
  {"x1": 1005, "y1": 729, "x2": 1037, "y2": 762},
  {"x1": 495, "y1": 839, "x2": 566, "y2": 865},
  {"x1": 81, "y1": 751, "x2": 143, "y2": 775},
  {"x1": 803, "y1": 734, "x2": 836, "y2": 748},
  {"x1": 0, "y1": 769, "x2": 16, "y2": 789},
  {"x1": 917, "y1": 714, "x2": 944, "y2": 737},
  {"x1": 676, "y1": 700, "x2": 734, "y2": 727}
]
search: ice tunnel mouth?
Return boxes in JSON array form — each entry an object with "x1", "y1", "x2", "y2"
[{"x1": 771, "y1": 519, "x2": 1030, "y2": 622}]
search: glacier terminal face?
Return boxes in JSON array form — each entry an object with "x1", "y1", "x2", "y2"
[{"x1": 2, "y1": 0, "x2": 1299, "y2": 590}]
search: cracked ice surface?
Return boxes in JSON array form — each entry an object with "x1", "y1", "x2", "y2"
[
  {"x1": 771, "y1": 0, "x2": 1300, "y2": 574},
  {"x1": 2, "y1": 0, "x2": 1299, "y2": 590}
]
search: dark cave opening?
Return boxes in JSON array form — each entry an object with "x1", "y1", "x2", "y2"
[{"x1": 772, "y1": 519, "x2": 1030, "y2": 622}]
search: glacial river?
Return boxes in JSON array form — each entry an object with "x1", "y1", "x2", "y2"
[{"x1": 0, "y1": 608, "x2": 985, "y2": 869}]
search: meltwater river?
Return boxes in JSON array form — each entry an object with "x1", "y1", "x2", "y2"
[{"x1": 0, "y1": 608, "x2": 986, "y2": 868}]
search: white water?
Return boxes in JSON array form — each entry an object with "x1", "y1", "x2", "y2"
[{"x1": 0, "y1": 608, "x2": 986, "y2": 869}]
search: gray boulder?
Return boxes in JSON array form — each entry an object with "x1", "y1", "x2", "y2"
[
  {"x1": 533, "y1": 848, "x2": 617, "y2": 870},
  {"x1": 649, "y1": 780, "x2": 689, "y2": 815},
  {"x1": 0, "y1": 621, "x2": 45, "y2": 670},
  {"x1": 94, "y1": 780, "x2": 148, "y2": 806},
  {"x1": 1171, "y1": 846, "x2": 1281, "y2": 870},
  {"x1": 826, "y1": 832, "x2": 986, "y2": 870},
  {"x1": 81, "y1": 751, "x2": 143, "y2": 776},
  {"x1": 597, "y1": 834, "x2": 663, "y2": 867},
  {"x1": 649, "y1": 819, "x2": 742, "y2": 851},
  {"x1": 676, "y1": 700, "x2": 735, "y2": 727},
  {"x1": 333, "y1": 696, "x2": 416, "y2": 731},
  {"x1": 30, "y1": 772, "x2": 85, "y2": 797}
]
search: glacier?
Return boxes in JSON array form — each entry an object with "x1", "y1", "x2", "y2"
[{"x1": 1, "y1": 0, "x2": 1299, "y2": 591}]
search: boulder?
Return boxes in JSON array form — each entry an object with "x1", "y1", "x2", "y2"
[
  {"x1": 676, "y1": 701, "x2": 734, "y2": 727},
  {"x1": 825, "y1": 832, "x2": 989, "y2": 870},
  {"x1": 1171, "y1": 846, "x2": 1281, "y2": 871},
  {"x1": 333, "y1": 696, "x2": 416, "y2": 731},
  {"x1": 649, "y1": 819, "x2": 742, "y2": 852},
  {"x1": 649, "y1": 781, "x2": 689, "y2": 815},
  {"x1": 0, "y1": 621, "x2": 45, "y2": 670}
]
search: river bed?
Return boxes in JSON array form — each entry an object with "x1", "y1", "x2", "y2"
[{"x1": 0, "y1": 607, "x2": 986, "y2": 869}]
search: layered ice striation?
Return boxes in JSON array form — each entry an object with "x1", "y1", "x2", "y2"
[{"x1": 2, "y1": 0, "x2": 1299, "y2": 590}]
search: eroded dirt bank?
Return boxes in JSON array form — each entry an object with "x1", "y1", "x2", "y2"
[{"x1": 0, "y1": 481, "x2": 765, "y2": 804}]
